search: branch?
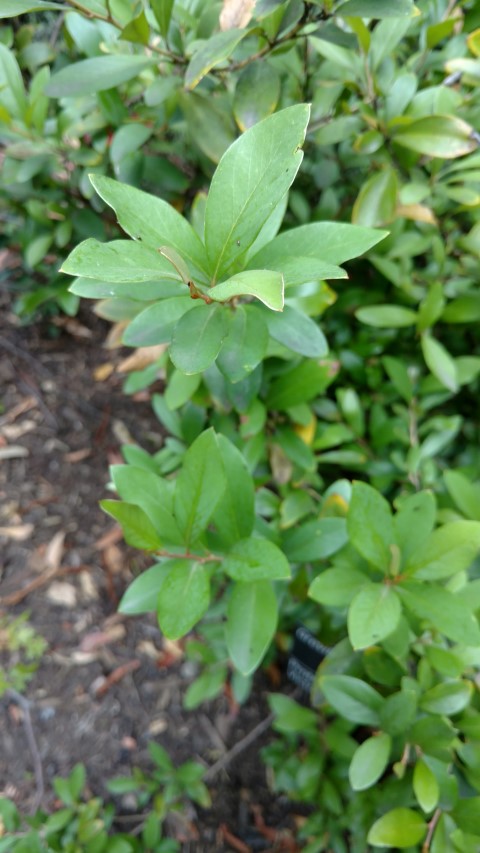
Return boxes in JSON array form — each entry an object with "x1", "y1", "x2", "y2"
[{"x1": 203, "y1": 713, "x2": 274, "y2": 781}]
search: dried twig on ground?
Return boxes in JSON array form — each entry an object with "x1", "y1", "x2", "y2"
[
  {"x1": 204, "y1": 713, "x2": 274, "y2": 782},
  {"x1": 5, "y1": 689, "x2": 44, "y2": 812}
]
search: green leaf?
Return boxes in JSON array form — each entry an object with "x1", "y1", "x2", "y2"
[
  {"x1": 118, "y1": 563, "x2": 166, "y2": 614},
  {"x1": 216, "y1": 305, "x2": 268, "y2": 383},
  {"x1": 269, "y1": 694, "x2": 318, "y2": 734},
  {"x1": 110, "y1": 464, "x2": 182, "y2": 543},
  {"x1": 150, "y1": 0, "x2": 174, "y2": 39},
  {"x1": 444, "y1": 471, "x2": 480, "y2": 521},
  {"x1": 452, "y1": 798, "x2": 480, "y2": 836},
  {"x1": 266, "y1": 306, "x2": 328, "y2": 357},
  {"x1": 89, "y1": 174, "x2": 208, "y2": 278},
  {"x1": 120, "y1": 10, "x2": 150, "y2": 45},
  {"x1": 392, "y1": 116, "x2": 477, "y2": 159},
  {"x1": 367, "y1": 808, "x2": 427, "y2": 848},
  {"x1": 0, "y1": 44, "x2": 27, "y2": 118},
  {"x1": 157, "y1": 560, "x2": 210, "y2": 639},
  {"x1": 226, "y1": 580, "x2": 277, "y2": 675},
  {"x1": 170, "y1": 303, "x2": 229, "y2": 375},
  {"x1": 319, "y1": 675, "x2": 384, "y2": 726},
  {"x1": 185, "y1": 28, "x2": 252, "y2": 90},
  {"x1": 208, "y1": 270, "x2": 284, "y2": 311},
  {"x1": 348, "y1": 584, "x2": 402, "y2": 650},
  {"x1": 45, "y1": 55, "x2": 156, "y2": 97},
  {"x1": 165, "y1": 370, "x2": 201, "y2": 410},
  {"x1": 394, "y1": 491, "x2": 436, "y2": 564},
  {"x1": 123, "y1": 297, "x2": 198, "y2": 347},
  {"x1": 336, "y1": 0, "x2": 415, "y2": 17},
  {"x1": 349, "y1": 733, "x2": 391, "y2": 792},
  {"x1": 213, "y1": 434, "x2": 255, "y2": 546},
  {"x1": 348, "y1": 481, "x2": 397, "y2": 571},
  {"x1": 267, "y1": 360, "x2": 335, "y2": 410},
  {"x1": 420, "y1": 680, "x2": 473, "y2": 716},
  {"x1": 356, "y1": 305, "x2": 417, "y2": 328},
  {"x1": 284, "y1": 518, "x2": 348, "y2": 562},
  {"x1": 0, "y1": 0, "x2": 67, "y2": 15},
  {"x1": 180, "y1": 89, "x2": 236, "y2": 164},
  {"x1": 405, "y1": 521, "x2": 480, "y2": 580},
  {"x1": 413, "y1": 760, "x2": 440, "y2": 813},
  {"x1": 421, "y1": 334, "x2": 458, "y2": 392},
  {"x1": 184, "y1": 666, "x2": 228, "y2": 710},
  {"x1": 309, "y1": 567, "x2": 368, "y2": 607},
  {"x1": 174, "y1": 429, "x2": 226, "y2": 547},
  {"x1": 352, "y1": 168, "x2": 398, "y2": 228},
  {"x1": 250, "y1": 222, "x2": 388, "y2": 267},
  {"x1": 380, "y1": 689, "x2": 417, "y2": 736},
  {"x1": 100, "y1": 500, "x2": 162, "y2": 550},
  {"x1": 397, "y1": 582, "x2": 480, "y2": 645},
  {"x1": 61, "y1": 239, "x2": 182, "y2": 284},
  {"x1": 233, "y1": 62, "x2": 280, "y2": 130},
  {"x1": 205, "y1": 104, "x2": 310, "y2": 280},
  {"x1": 223, "y1": 537, "x2": 290, "y2": 582}
]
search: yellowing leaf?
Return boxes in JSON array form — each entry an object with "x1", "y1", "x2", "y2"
[
  {"x1": 220, "y1": 0, "x2": 255, "y2": 30},
  {"x1": 396, "y1": 203, "x2": 438, "y2": 224},
  {"x1": 294, "y1": 414, "x2": 317, "y2": 446}
]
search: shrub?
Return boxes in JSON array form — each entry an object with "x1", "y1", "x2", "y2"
[{"x1": 3, "y1": 0, "x2": 480, "y2": 849}]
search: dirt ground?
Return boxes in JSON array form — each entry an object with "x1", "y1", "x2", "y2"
[{"x1": 0, "y1": 293, "x2": 301, "y2": 852}]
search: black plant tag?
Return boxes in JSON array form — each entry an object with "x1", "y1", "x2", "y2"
[{"x1": 287, "y1": 625, "x2": 329, "y2": 693}]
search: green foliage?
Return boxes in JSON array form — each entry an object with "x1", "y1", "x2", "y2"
[
  {"x1": 0, "y1": 749, "x2": 208, "y2": 851},
  {"x1": 6, "y1": 0, "x2": 480, "y2": 849},
  {"x1": 0, "y1": 613, "x2": 47, "y2": 695}
]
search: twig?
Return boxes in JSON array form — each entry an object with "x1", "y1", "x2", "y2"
[
  {"x1": 0, "y1": 564, "x2": 91, "y2": 607},
  {"x1": 5, "y1": 689, "x2": 44, "y2": 813},
  {"x1": 422, "y1": 808, "x2": 441, "y2": 852},
  {"x1": 204, "y1": 713, "x2": 274, "y2": 781}
]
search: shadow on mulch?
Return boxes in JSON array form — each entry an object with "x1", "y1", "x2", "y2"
[{"x1": 0, "y1": 299, "x2": 302, "y2": 851}]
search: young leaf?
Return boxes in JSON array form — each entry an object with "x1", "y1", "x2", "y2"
[
  {"x1": 170, "y1": 303, "x2": 229, "y2": 375},
  {"x1": 89, "y1": 175, "x2": 209, "y2": 277},
  {"x1": 348, "y1": 481, "x2": 397, "y2": 571},
  {"x1": 123, "y1": 297, "x2": 199, "y2": 347},
  {"x1": 118, "y1": 563, "x2": 167, "y2": 614},
  {"x1": 348, "y1": 584, "x2": 402, "y2": 650},
  {"x1": 157, "y1": 560, "x2": 210, "y2": 639},
  {"x1": 319, "y1": 675, "x2": 384, "y2": 725},
  {"x1": 216, "y1": 305, "x2": 268, "y2": 383},
  {"x1": 173, "y1": 429, "x2": 226, "y2": 547},
  {"x1": 45, "y1": 55, "x2": 156, "y2": 97},
  {"x1": 100, "y1": 500, "x2": 162, "y2": 550},
  {"x1": 266, "y1": 306, "x2": 328, "y2": 357},
  {"x1": 226, "y1": 580, "x2": 278, "y2": 675},
  {"x1": 204, "y1": 104, "x2": 310, "y2": 280},
  {"x1": 223, "y1": 537, "x2": 290, "y2": 582},
  {"x1": 110, "y1": 465, "x2": 182, "y2": 543},
  {"x1": 61, "y1": 239, "x2": 182, "y2": 283},
  {"x1": 213, "y1": 434, "x2": 255, "y2": 546},
  {"x1": 349, "y1": 733, "x2": 391, "y2": 791},
  {"x1": 184, "y1": 667, "x2": 228, "y2": 710},
  {"x1": 249, "y1": 222, "x2": 388, "y2": 268},
  {"x1": 367, "y1": 809, "x2": 427, "y2": 849},
  {"x1": 404, "y1": 520, "x2": 480, "y2": 580},
  {"x1": 413, "y1": 760, "x2": 440, "y2": 814},
  {"x1": 208, "y1": 270, "x2": 284, "y2": 311},
  {"x1": 397, "y1": 582, "x2": 480, "y2": 645}
]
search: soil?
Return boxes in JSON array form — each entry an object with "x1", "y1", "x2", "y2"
[{"x1": 0, "y1": 294, "x2": 301, "y2": 852}]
